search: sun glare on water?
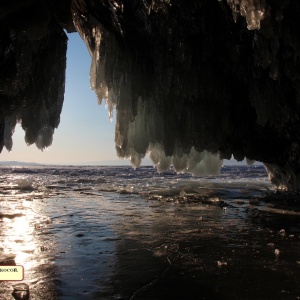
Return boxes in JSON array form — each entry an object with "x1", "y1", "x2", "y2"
[{"x1": 1, "y1": 201, "x2": 45, "y2": 274}]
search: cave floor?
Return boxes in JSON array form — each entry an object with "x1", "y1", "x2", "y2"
[{"x1": 1, "y1": 188, "x2": 300, "y2": 300}]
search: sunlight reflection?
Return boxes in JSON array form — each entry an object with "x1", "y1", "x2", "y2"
[{"x1": 2, "y1": 204, "x2": 38, "y2": 273}]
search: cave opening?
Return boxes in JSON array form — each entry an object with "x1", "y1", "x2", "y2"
[{"x1": 1, "y1": 0, "x2": 300, "y2": 189}]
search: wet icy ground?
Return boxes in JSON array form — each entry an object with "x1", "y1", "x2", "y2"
[{"x1": 1, "y1": 165, "x2": 300, "y2": 299}]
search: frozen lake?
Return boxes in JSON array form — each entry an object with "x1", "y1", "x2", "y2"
[{"x1": 1, "y1": 165, "x2": 300, "y2": 299}]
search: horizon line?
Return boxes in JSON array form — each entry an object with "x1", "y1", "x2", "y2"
[{"x1": 0, "y1": 159, "x2": 262, "y2": 167}]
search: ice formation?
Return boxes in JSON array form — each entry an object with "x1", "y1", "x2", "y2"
[
  {"x1": 82, "y1": 14, "x2": 224, "y2": 174},
  {"x1": 73, "y1": 0, "x2": 300, "y2": 182},
  {"x1": 0, "y1": 4, "x2": 67, "y2": 152},
  {"x1": 227, "y1": 0, "x2": 266, "y2": 30},
  {"x1": 1, "y1": 1, "x2": 300, "y2": 190}
]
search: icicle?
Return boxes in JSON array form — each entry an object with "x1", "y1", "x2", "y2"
[{"x1": 227, "y1": 0, "x2": 265, "y2": 30}]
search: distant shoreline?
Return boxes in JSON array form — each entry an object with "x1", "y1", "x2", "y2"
[{"x1": 0, "y1": 160, "x2": 263, "y2": 167}]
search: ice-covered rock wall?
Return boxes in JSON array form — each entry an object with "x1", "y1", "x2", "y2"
[
  {"x1": 72, "y1": 0, "x2": 229, "y2": 174},
  {"x1": 71, "y1": 0, "x2": 300, "y2": 189},
  {"x1": 1, "y1": 0, "x2": 300, "y2": 190},
  {"x1": 0, "y1": 1, "x2": 68, "y2": 152}
]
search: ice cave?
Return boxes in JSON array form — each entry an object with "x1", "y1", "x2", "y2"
[{"x1": 0, "y1": 0, "x2": 300, "y2": 190}]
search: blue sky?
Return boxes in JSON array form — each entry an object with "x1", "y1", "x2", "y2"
[{"x1": 1, "y1": 33, "x2": 123, "y2": 165}]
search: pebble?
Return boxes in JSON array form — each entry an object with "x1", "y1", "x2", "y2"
[
  {"x1": 279, "y1": 229, "x2": 286, "y2": 237},
  {"x1": 12, "y1": 283, "x2": 29, "y2": 300},
  {"x1": 217, "y1": 261, "x2": 228, "y2": 267}
]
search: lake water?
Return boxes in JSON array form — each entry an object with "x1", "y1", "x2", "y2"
[{"x1": 1, "y1": 165, "x2": 300, "y2": 299}]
